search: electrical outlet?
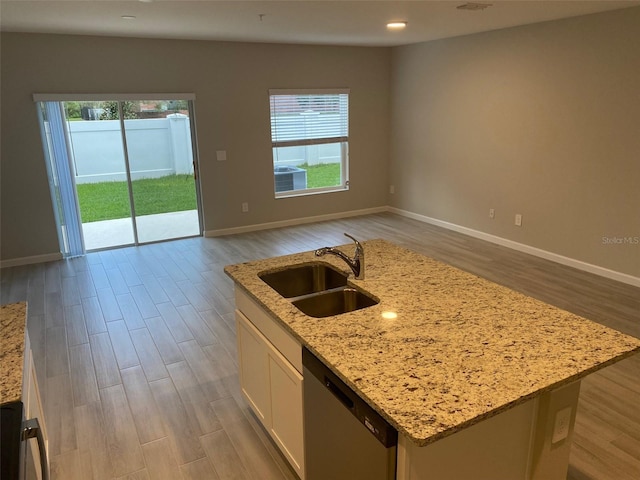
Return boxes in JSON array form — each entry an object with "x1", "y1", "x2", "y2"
[
  {"x1": 552, "y1": 406, "x2": 572, "y2": 444},
  {"x1": 489, "y1": 208, "x2": 495, "y2": 219},
  {"x1": 241, "y1": 202, "x2": 249, "y2": 213},
  {"x1": 515, "y1": 214, "x2": 522, "y2": 226},
  {"x1": 390, "y1": 185, "x2": 395, "y2": 194}
]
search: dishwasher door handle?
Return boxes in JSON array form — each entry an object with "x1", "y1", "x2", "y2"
[{"x1": 324, "y1": 376, "x2": 355, "y2": 410}]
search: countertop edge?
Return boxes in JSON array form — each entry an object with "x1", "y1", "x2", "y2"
[{"x1": 403, "y1": 344, "x2": 640, "y2": 447}]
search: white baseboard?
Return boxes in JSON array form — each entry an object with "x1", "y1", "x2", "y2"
[
  {"x1": 388, "y1": 207, "x2": 640, "y2": 288},
  {"x1": 3, "y1": 207, "x2": 637, "y2": 288},
  {"x1": 204, "y1": 206, "x2": 388, "y2": 237},
  {"x1": 0, "y1": 252, "x2": 63, "y2": 269}
]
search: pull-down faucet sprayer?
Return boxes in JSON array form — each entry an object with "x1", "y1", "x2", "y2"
[{"x1": 315, "y1": 233, "x2": 365, "y2": 280}]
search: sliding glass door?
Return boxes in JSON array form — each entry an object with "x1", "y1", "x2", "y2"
[
  {"x1": 123, "y1": 100, "x2": 200, "y2": 244},
  {"x1": 70, "y1": 100, "x2": 136, "y2": 249},
  {"x1": 35, "y1": 94, "x2": 202, "y2": 255}
]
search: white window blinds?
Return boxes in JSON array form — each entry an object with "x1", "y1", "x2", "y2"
[{"x1": 269, "y1": 90, "x2": 349, "y2": 148}]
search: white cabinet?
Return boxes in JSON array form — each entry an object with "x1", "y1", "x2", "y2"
[
  {"x1": 237, "y1": 315, "x2": 271, "y2": 424},
  {"x1": 21, "y1": 329, "x2": 49, "y2": 480},
  {"x1": 267, "y1": 341, "x2": 304, "y2": 472},
  {"x1": 235, "y1": 289, "x2": 304, "y2": 479}
]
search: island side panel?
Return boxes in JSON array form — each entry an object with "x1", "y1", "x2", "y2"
[
  {"x1": 529, "y1": 381, "x2": 581, "y2": 480},
  {"x1": 396, "y1": 397, "x2": 536, "y2": 480},
  {"x1": 396, "y1": 381, "x2": 581, "y2": 480}
]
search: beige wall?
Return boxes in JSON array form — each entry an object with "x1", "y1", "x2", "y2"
[
  {"x1": 389, "y1": 7, "x2": 640, "y2": 277},
  {"x1": 0, "y1": 33, "x2": 390, "y2": 261},
  {"x1": 2, "y1": 8, "x2": 639, "y2": 278}
]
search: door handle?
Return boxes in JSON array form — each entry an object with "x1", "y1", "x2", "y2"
[
  {"x1": 324, "y1": 376, "x2": 355, "y2": 410},
  {"x1": 22, "y1": 418, "x2": 49, "y2": 480}
]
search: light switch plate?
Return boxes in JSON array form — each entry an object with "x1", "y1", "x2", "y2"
[
  {"x1": 515, "y1": 214, "x2": 522, "y2": 226},
  {"x1": 216, "y1": 150, "x2": 227, "y2": 161}
]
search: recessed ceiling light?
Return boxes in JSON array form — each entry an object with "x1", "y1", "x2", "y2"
[
  {"x1": 121, "y1": 15, "x2": 137, "y2": 20},
  {"x1": 387, "y1": 21, "x2": 407, "y2": 30}
]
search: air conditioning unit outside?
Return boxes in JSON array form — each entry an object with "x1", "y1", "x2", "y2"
[{"x1": 274, "y1": 166, "x2": 307, "y2": 192}]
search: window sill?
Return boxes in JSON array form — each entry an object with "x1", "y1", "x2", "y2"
[{"x1": 275, "y1": 185, "x2": 349, "y2": 199}]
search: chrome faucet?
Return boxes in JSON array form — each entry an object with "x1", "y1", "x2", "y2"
[{"x1": 315, "y1": 233, "x2": 365, "y2": 280}]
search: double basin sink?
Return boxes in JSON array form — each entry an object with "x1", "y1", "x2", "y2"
[{"x1": 259, "y1": 263, "x2": 378, "y2": 318}]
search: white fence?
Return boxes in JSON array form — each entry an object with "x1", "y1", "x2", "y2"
[
  {"x1": 272, "y1": 143, "x2": 343, "y2": 168},
  {"x1": 67, "y1": 114, "x2": 193, "y2": 184},
  {"x1": 271, "y1": 113, "x2": 344, "y2": 168}
]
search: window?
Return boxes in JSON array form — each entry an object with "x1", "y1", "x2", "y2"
[{"x1": 269, "y1": 89, "x2": 349, "y2": 197}]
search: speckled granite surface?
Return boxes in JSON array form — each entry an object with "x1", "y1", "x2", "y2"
[
  {"x1": 225, "y1": 240, "x2": 640, "y2": 446},
  {"x1": 0, "y1": 302, "x2": 27, "y2": 405}
]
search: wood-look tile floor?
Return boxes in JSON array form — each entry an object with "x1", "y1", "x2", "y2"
[{"x1": 2, "y1": 212, "x2": 639, "y2": 479}]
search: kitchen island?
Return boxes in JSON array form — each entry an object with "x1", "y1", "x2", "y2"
[{"x1": 225, "y1": 239, "x2": 640, "y2": 479}]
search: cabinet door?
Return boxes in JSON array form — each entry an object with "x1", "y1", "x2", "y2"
[
  {"x1": 268, "y1": 349, "x2": 304, "y2": 477},
  {"x1": 236, "y1": 310, "x2": 271, "y2": 425}
]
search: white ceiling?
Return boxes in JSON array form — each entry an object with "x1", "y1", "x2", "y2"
[{"x1": 1, "y1": 0, "x2": 639, "y2": 47}]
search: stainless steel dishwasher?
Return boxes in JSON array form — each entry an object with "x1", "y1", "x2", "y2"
[{"x1": 303, "y1": 347, "x2": 397, "y2": 480}]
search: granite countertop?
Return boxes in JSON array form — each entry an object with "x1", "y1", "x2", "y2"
[
  {"x1": 224, "y1": 239, "x2": 640, "y2": 446},
  {"x1": 0, "y1": 302, "x2": 27, "y2": 405}
]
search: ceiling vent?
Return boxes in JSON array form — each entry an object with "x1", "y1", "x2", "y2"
[{"x1": 457, "y1": 3, "x2": 493, "y2": 11}]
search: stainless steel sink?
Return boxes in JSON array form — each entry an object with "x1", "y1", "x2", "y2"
[
  {"x1": 259, "y1": 262, "x2": 378, "y2": 317},
  {"x1": 292, "y1": 287, "x2": 378, "y2": 318},
  {"x1": 259, "y1": 263, "x2": 348, "y2": 298}
]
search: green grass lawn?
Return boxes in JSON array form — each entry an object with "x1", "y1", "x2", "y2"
[
  {"x1": 300, "y1": 162, "x2": 341, "y2": 189},
  {"x1": 77, "y1": 164, "x2": 340, "y2": 223},
  {"x1": 77, "y1": 174, "x2": 197, "y2": 223}
]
